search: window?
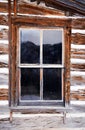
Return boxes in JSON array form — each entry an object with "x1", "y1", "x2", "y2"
[{"x1": 18, "y1": 28, "x2": 64, "y2": 105}]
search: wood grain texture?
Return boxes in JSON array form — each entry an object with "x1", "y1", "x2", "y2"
[
  {"x1": 71, "y1": 49, "x2": 85, "y2": 55},
  {"x1": 71, "y1": 90, "x2": 85, "y2": 100},
  {"x1": 0, "y1": 15, "x2": 8, "y2": 25},
  {"x1": 18, "y1": 3, "x2": 64, "y2": 15},
  {"x1": 12, "y1": 16, "x2": 71, "y2": 27},
  {"x1": 0, "y1": 2, "x2": 8, "y2": 13},
  {"x1": 0, "y1": 43, "x2": 8, "y2": 54},
  {"x1": 72, "y1": 19, "x2": 85, "y2": 29},
  {"x1": 0, "y1": 29, "x2": 8, "y2": 40},
  {"x1": 71, "y1": 33, "x2": 85, "y2": 44},
  {"x1": 0, "y1": 88, "x2": 8, "y2": 100},
  {"x1": 71, "y1": 75, "x2": 85, "y2": 87},
  {"x1": 0, "y1": 2, "x2": 64, "y2": 15},
  {"x1": 71, "y1": 64, "x2": 85, "y2": 71},
  {"x1": 64, "y1": 27, "x2": 71, "y2": 105}
]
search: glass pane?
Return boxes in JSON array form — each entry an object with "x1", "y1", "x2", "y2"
[
  {"x1": 20, "y1": 29, "x2": 40, "y2": 64},
  {"x1": 21, "y1": 68, "x2": 40, "y2": 100},
  {"x1": 43, "y1": 30, "x2": 62, "y2": 64},
  {"x1": 43, "y1": 69, "x2": 62, "y2": 100}
]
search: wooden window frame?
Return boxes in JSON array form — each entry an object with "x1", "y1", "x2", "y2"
[
  {"x1": 9, "y1": 16, "x2": 71, "y2": 107},
  {"x1": 17, "y1": 27, "x2": 64, "y2": 105}
]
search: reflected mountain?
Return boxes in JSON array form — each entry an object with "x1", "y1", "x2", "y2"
[
  {"x1": 21, "y1": 41, "x2": 62, "y2": 100},
  {"x1": 21, "y1": 41, "x2": 62, "y2": 64}
]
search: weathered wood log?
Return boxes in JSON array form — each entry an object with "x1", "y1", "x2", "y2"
[
  {"x1": 0, "y1": 2, "x2": 64, "y2": 15},
  {"x1": 0, "y1": 15, "x2": 8, "y2": 25},
  {"x1": 71, "y1": 75, "x2": 85, "y2": 86},
  {"x1": 12, "y1": 16, "x2": 71, "y2": 27},
  {"x1": 71, "y1": 64, "x2": 85, "y2": 71},
  {"x1": 0, "y1": 62, "x2": 8, "y2": 68},
  {"x1": 0, "y1": 29, "x2": 8, "y2": 40},
  {"x1": 71, "y1": 49, "x2": 85, "y2": 55},
  {"x1": 0, "y1": 2, "x2": 8, "y2": 13},
  {"x1": 72, "y1": 19, "x2": 85, "y2": 29},
  {"x1": 0, "y1": 43, "x2": 8, "y2": 54},
  {"x1": 71, "y1": 55, "x2": 85, "y2": 60},
  {"x1": 0, "y1": 88, "x2": 8, "y2": 100},
  {"x1": 12, "y1": 16, "x2": 85, "y2": 29},
  {"x1": 71, "y1": 90, "x2": 85, "y2": 100},
  {"x1": 71, "y1": 33, "x2": 85, "y2": 45},
  {"x1": 18, "y1": 3, "x2": 64, "y2": 15},
  {"x1": 71, "y1": 75, "x2": 85, "y2": 82}
]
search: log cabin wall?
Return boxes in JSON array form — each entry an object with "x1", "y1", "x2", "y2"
[{"x1": 0, "y1": 0, "x2": 85, "y2": 104}]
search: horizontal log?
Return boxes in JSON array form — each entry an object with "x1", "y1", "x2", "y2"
[
  {"x1": 71, "y1": 49, "x2": 85, "y2": 55},
  {"x1": 0, "y1": 2, "x2": 8, "y2": 13},
  {"x1": 0, "y1": 15, "x2": 8, "y2": 26},
  {"x1": 18, "y1": 3, "x2": 64, "y2": 15},
  {"x1": 71, "y1": 64, "x2": 85, "y2": 71},
  {"x1": 71, "y1": 55, "x2": 85, "y2": 59},
  {"x1": 71, "y1": 92, "x2": 85, "y2": 100},
  {"x1": 0, "y1": 29, "x2": 8, "y2": 40},
  {"x1": 0, "y1": 88, "x2": 8, "y2": 100},
  {"x1": 12, "y1": 16, "x2": 85, "y2": 29},
  {"x1": 0, "y1": 96, "x2": 8, "y2": 100},
  {"x1": 72, "y1": 19, "x2": 85, "y2": 29},
  {"x1": 71, "y1": 75, "x2": 85, "y2": 86},
  {"x1": 0, "y1": 62, "x2": 8, "y2": 67},
  {"x1": 71, "y1": 88, "x2": 85, "y2": 100},
  {"x1": 12, "y1": 16, "x2": 71, "y2": 27},
  {"x1": 71, "y1": 33, "x2": 85, "y2": 45},
  {"x1": 0, "y1": 43, "x2": 8, "y2": 54}
]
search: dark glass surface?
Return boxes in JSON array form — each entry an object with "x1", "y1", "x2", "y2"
[
  {"x1": 20, "y1": 30, "x2": 40, "y2": 64},
  {"x1": 43, "y1": 69, "x2": 62, "y2": 100},
  {"x1": 43, "y1": 30, "x2": 62, "y2": 64},
  {"x1": 21, "y1": 68, "x2": 40, "y2": 100}
]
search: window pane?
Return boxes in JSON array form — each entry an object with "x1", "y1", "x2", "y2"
[
  {"x1": 43, "y1": 69, "x2": 62, "y2": 100},
  {"x1": 21, "y1": 68, "x2": 40, "y2": 100},
  {"x1": 43, "y1": 30, "x2": 62, "y2": 64},
  {"x1": 20, "y1": 29, "x2": 40, "y2": 64}
]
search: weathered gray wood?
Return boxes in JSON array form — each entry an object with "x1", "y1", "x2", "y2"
[{"x1": 10, "y1": 106, "x2": 71, "y2": 113}]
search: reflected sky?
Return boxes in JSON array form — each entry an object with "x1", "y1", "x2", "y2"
[{"x1": 20, "y1": 29, "x2": 62, "y2": 45}]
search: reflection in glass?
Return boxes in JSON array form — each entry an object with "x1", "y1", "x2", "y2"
[
  {"x1": 43, "y1": 30, "x2": 62, "y2": 64},
  {"x1": 20, "y1": 29, "x2": 40, "y2": 64},
  {"x1": 21, "y1": 68, "x2": 40, "y2": 100},
  {"x1": 43, "y1": 69, "x2": 62, "y2": 100}
]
